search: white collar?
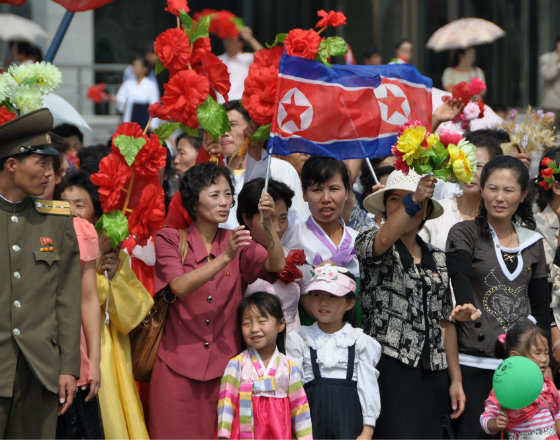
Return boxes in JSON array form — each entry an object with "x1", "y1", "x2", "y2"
[
  {"x1": 488, "y1": 223, "x2": 542, "y2": 281},
  {"x1": 300, "y1": 322, "x2": 359, "y2": 350}
]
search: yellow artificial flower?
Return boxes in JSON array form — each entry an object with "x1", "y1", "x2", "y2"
[
  {"x1": 447, "y1": 144, "x2": 474, "y2": 183},
  {"x1": 426, "y1": 132, "x2": 439, "y2": 149},
  {"x1": 397, "y1": 126, "x2": 426, "y2": 165}
]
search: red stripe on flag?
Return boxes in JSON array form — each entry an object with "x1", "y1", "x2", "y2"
[{"x1": 273, "y1": 77, "x2": 381, "y2": 142}]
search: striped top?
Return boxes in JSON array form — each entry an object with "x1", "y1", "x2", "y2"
[
  {"x1": 217, "y1": 347, "x2": 313, "y2": 439},
  {"x1": 481, "y1": 376, "x2": 560, "y2": 439}
]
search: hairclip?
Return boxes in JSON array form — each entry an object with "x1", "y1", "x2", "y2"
[{"x1": 497, "y1": 333, "x2": 507, "y2": 345}]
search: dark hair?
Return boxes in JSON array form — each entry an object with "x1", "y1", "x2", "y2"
[
  {"x1": 475, "y1": 155, "x2": 535, "y2": 239},
  {"x1": 395, "y1": 39, "x2": 412, "y2": 50},
  {"x1": 360, "y1": 164, "x2": 394, "y2": 203},
  {"x1": 236, "y1": 178, "x2": 294, "y2": 226},
  {"x1": 161, "y1": 145, "x2": 178, "y2": 213},
  {"x1": 223, "y1": 100, "x2": 250, "y2": 123},
  {"x1": 495, "y1": 321, "x2": 547, "y2": 359},
  {"x1": 49, "y1": 132, "x2": 71, "y2": 155},
  {"x1": 0, "y1": 152, "x2": 31, "y2": 172},
  {"x1": 52, "y1": 123, "x2": 84, "y2": 144},
  {"x1": 77, "y1": 144, "x2": 111, "y2": 174},
  {"x1": 238, "y1": 292, "x2": 286, "y2": 354},
  {"x1": 61, "y1": 169, "x2": 103, "y2": 220},
  {"x1": 176, "y1": 130, "x2": 203, "y2": 153},
  {"x1": 535, "y1": 146, "x2": 560, "y2": 212},
  {"x1": 362, "y1": 46, "x2": 380, "y2": 58},
  {"x1": 450, "y1": 48, "x2": 467, "y2": 67},
  {"x1": 13, "y1": 42, "x2": 43, "y2": 61},
  {"x1": 180, "y1": 162, "x2": 235, "y2": 221},
  {"x1": 301, "y1": 156, "x2": 350, "y2": 192},
  {"x1": 132, "y1": 56, "x2": 151, "y2": 76},
  {"x1": 465, "y1": 129, "x2": 508, "y2": 158}
]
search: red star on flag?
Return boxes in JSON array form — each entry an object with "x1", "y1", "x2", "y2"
[
  {"x1": 281, "y1": 94, "x2": 310, "y2": 130},
  {"x1": 377, "y1": 87, "x2": 406, "y2": 121}
]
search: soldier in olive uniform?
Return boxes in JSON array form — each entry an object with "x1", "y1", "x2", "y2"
[{"x1": 0, "y1": 109, "x2": 81, "y2": 438}]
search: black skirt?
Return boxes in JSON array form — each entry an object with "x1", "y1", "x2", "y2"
[
  {"x1": 451, "y1": 364, "x2": 498, "y2": 439},
  {"x1": 56, "y1": 387, "x2": 104, "y2": 439},
  {"x1": 374, "y1": 354, "x2": 453, "y2": 439}
]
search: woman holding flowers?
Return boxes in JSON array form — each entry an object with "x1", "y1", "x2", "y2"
[
  {"x1": 150, "y1": 162, "x2": 285, "y2": 439},
  {"x1": 446, "y1": 155, "x2": 550, "y2": 438},
  {"x1": 355, "y1": 169, "x2": 465, "y2": 438}
]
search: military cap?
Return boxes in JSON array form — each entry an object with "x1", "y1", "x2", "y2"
[{"x1": 0, "y1": 108, "x2": 58, "y2": 160}]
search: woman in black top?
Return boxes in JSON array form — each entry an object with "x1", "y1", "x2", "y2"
[
  {"x1": 446, "y1": 156, "x2": 549, "y2": 439},
  {"x1": 356, "y1": 169, "x2": 464, "y2": 439}
]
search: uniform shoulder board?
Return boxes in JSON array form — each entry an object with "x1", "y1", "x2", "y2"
[{"x1": 34, "y1": 199, "x2": 72, "y2": 216}]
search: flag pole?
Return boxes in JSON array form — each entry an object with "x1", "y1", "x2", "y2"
[
  {"x1": 364, "y1": 157, "x2": 379, "y2": 185},
  {"x1": 260, "y1": 144, "x2": 273, "y2": 225}
]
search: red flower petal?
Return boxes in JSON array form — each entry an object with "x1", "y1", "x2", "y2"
[
  {"x1": 127, "y1": 180, "x2": 165, "y2": 245},
  {"x1": 90, "y1": 153, "x2": 131, "y2": 212},
  {"x1": 154, "y1": 28, "x2": 191, "y2": 73},
  {"x1": 315, "y1": 9, "x2": 347, "y2": 28},
  {"x1": 164, "y1": 0, "x2": 189, "y2": 16},
  {"x1": 284, "y1": 28, "x2": 321, "y2": 60},
  {"x1": 194, "y1": 52, "x2": 231, "y2": 103},
  {"x1": 0, "y1": 106, "x2": 17, "y2": 125},
  {"x1": 133, "y1": 134, "x2": 167, "y2": 176}
]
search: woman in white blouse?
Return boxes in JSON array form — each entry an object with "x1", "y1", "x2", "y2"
[{"x1": 113, "y1": 57, "x2": 159, "y2": 127}]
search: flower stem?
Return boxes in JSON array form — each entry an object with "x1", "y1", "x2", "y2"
[
  {"x1": 317, "y1": 26, "x2": 327, "y2": 35},
  {"x1": 143, "y1": 118, "x2": 152, "y2": 135},
  {"x1": 121, "y1": 171, "x2": 135, "y2": 215},
  {"x1": 177, "y1": 16, "x2": 180, "y2": 28}
]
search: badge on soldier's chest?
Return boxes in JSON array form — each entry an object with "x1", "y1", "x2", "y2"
[{"x1": 40, "y1": 237, "x2": 55, "y2": 252}]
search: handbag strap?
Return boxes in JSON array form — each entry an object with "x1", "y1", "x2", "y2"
[{"x1": 178, "y1": 229, "x2": 189, "y2": 265}]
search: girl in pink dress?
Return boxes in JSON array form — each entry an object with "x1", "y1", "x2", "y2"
[
  {"x1": 217, "y1": 292, "x2": 313, "y2": 439},
  {"x1": 481, "y1": 322, "x2": 560, "y2": 439}
]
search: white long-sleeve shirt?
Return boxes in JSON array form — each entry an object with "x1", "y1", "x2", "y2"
[
  {"x1": 286, "y1": 322, "x2": 382, "y2": 427},
  {"x1": 116, "y1": 77, "x2": 159, "y2": 123}
]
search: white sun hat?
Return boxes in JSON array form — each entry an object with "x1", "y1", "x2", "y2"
[{"x1": 363, "y1": 169, "x2": 444, "y2": 220}]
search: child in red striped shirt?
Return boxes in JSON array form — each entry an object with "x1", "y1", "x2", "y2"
[{"x1": 481, "y1": 322, "x2": 560, "y2": 439}]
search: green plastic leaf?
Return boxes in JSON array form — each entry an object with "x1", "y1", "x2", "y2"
[
  {"x1": 420, "y1": 148, "x2": 437, "y2": 159},
  {"x1": 180, "y1": 10, "x2": 193, "y2": 30},
  {"x1": 180, "y1": 124, "x2": 200, "y2": 137},
  {"x1": 232, "y1": 17, "x2": 245, "y2": 28},
  {"x1": 155, "y1": 56, "x2": 165, "y2": 75},
  {"x1": 252, "y1": 123, "x2": 272, "y2": 141},
  {"x1": 413, "y1": 163, "x2": 433, "y2": 175},
  {"x1": 266, "y1": 33, "x2": 287, "y2": 49},
  {"x1": 189, "y1": 15, "x2": 210, "y2": 45},
  {"x1": 154, "y1": 122, "x2": 180, "y2": 144},
  {"x1": 324, "y1": 36, "x2": 348, "y2": 57},
  {"x1": 95, "y1": 211, "x2": 129, "y2": 249},
  {"x1": 433, "y1": 168, "x2": 451, "y2": 181},
  {"x1": 196, "y1": 96, "x2": 231, "y2": 139},
  {"x1": 316, "y1": 40, "x2": 332, "y2": 66},
  {"x1": 114, "y1": 135, "x2": 146, "y2": 166}
]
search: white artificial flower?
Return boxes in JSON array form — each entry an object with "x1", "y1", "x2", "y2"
[{"x1": 13, "y1": 85, "x2": 43, "y2": 114}]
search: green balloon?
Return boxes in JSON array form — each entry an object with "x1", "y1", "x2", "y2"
[{"x1": 493, "y1": 356, "x2": 544, "y2": 410}]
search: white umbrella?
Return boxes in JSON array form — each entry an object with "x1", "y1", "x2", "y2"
[
  {"x1": 0, "y1": 14, "x2": 48, "y2": 42},
  {"x1": 43, "y1": 93, "x2": 91, "y2": 132},
  {"x1": 426, "y1": 17, "x2": 505, "y2": 52}
]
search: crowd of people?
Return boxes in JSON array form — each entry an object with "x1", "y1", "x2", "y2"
[{"x1": 3, "y1": 9, "x2": 560, "y2": 440}]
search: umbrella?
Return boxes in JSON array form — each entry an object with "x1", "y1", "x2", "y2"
[
  {"x1": 426, "y1": 17, "x2": 505, "y2": 52},
  {"x1": 43, "y1": 93, "x2": 91, "y2": 132},
  {"x1": 0, "y1": 13, "x2": 48, "y2": 42}
]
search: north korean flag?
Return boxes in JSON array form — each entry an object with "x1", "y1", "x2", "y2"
[{"x1": 268, "y1": 54, "x2": 432, "y2": 159}]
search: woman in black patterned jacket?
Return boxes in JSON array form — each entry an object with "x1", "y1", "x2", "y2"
[{"x1": 355, "y1": 169, "x2": 464, "y2": 439}]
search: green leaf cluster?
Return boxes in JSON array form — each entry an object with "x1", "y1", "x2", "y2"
[
  {"x1": 114, "y1": 135, "x2": 146, "y2": 166},
  {"x1": 197, "y1": 96, "x2": 231, "y2": 139},
  {"x1": 266, "y1": 33, "x2": 287, "y2": 49},
  {"x1": 316, "y1": 36, "x2": 348, "y2": 66},
  {"x1": 95, "y1": 211, "x2": 129, "y2": 249},
  {"x1": 154, "y1": 122, "x2": 180, "y2": 143},
  {"x1": 187, "y1": 15, "x2": 210, "y2": 45},
  {"x1": 252, "y1": 123, "x2": 272, "y2": 141}
]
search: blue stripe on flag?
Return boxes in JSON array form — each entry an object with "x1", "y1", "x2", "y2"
[{"x1": 269, "y1": 134, "x2": 395, "y2": 160}]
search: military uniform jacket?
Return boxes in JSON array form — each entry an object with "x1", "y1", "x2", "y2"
[{"x1": 0, "y1": 196, "x2": 81, "y2": 397}]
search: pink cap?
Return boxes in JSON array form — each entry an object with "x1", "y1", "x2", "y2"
[{"x1": 304, "y1": 265, "x2": 356, "y2": 297}]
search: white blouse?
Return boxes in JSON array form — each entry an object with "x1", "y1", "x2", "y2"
[
  {"x1": 116, "y1": 77, "x2": 159, "y2": 123},
  {"x1": 286, "y1": 322, "x2": 382, "y2": 426},
  {"x1": 281, "y1": 215, "x2": 360, "y2": 278},
  {"x1": 420, "y1": 197, "x2": 463, "y2": 251}
]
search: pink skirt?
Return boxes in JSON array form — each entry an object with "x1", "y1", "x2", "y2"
[
  {"x1": 149, "y1": 357, "x2": 220, "y2": 439},
  {"x1": 231, "y1": 396, "x2": 292, "y2": 440}
]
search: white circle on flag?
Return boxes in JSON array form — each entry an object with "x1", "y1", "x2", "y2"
[
  {"x1": 277, "y1": 88, "x2": 313, "y2": 134},
  {"x1": 374, "y1": 83, "x2": 410, "y2": 126}
]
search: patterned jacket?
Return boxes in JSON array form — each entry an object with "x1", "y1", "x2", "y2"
[{"x1": 356, "y1": 228, "x2": 453, "y2": 371}]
